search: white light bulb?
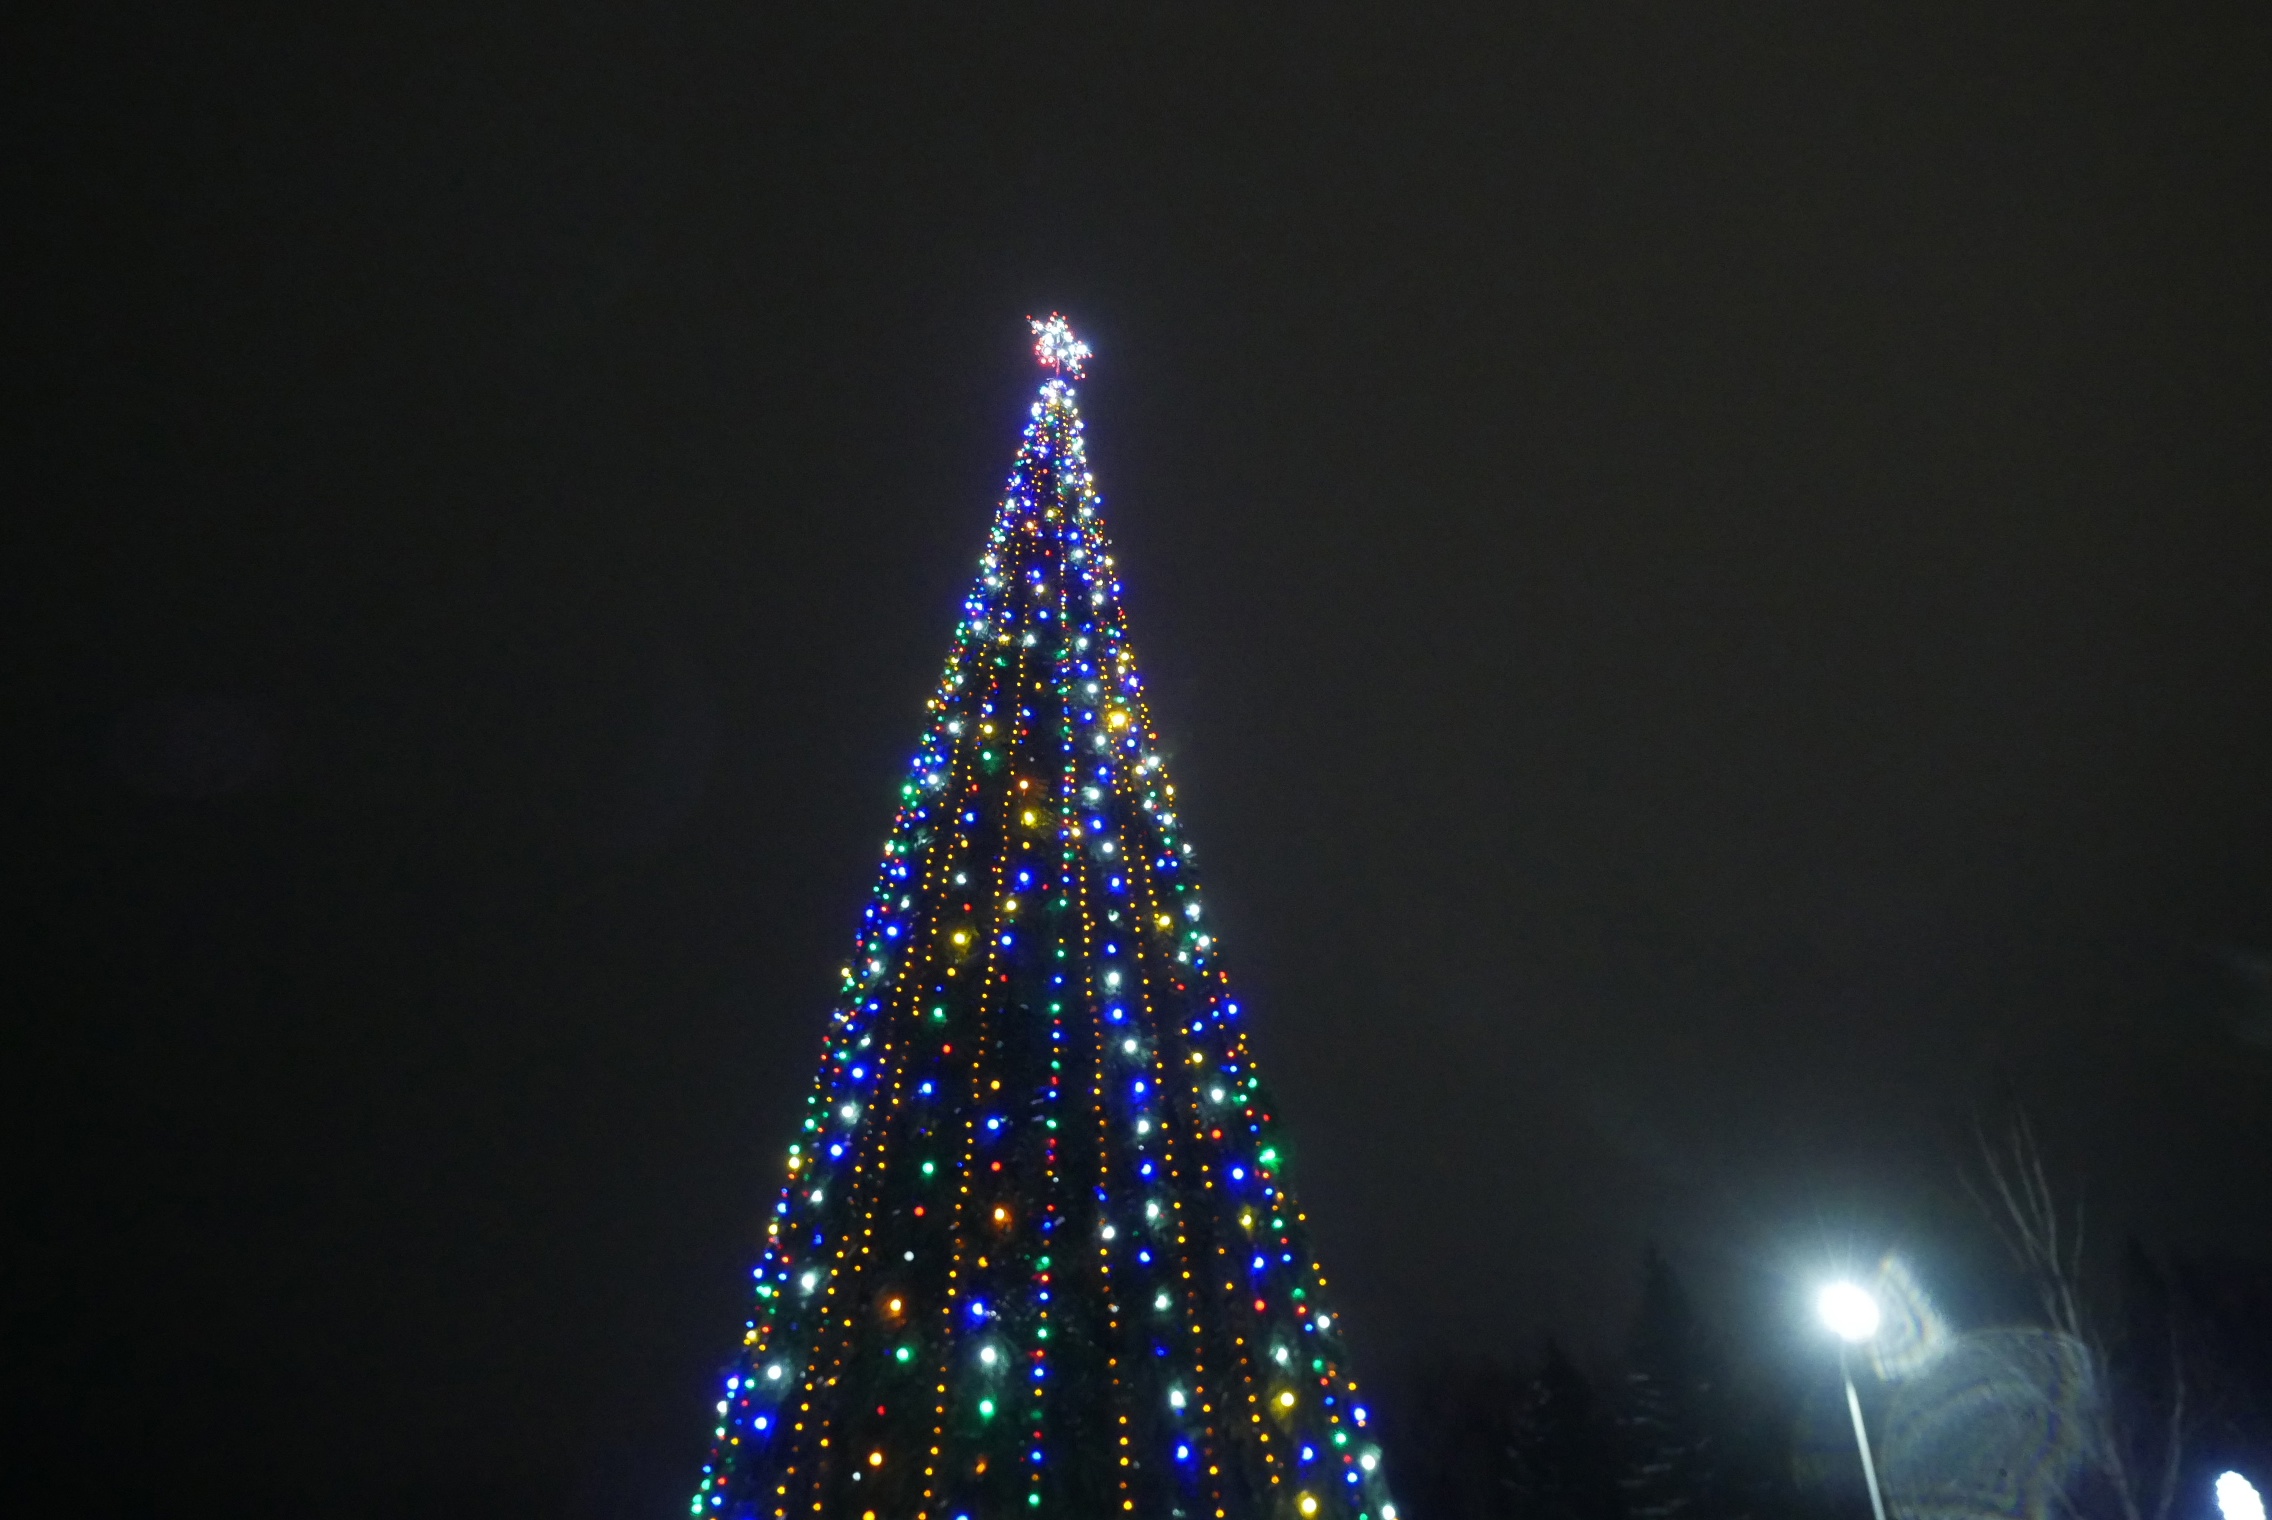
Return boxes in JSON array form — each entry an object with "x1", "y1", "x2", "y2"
[
  {"x1": 1817, "y1": 1281, "x2": 1881, "y2": 1342},
  {"x1": 2218, "y1": 1473, "x2": 2266, "y2": 1520}
]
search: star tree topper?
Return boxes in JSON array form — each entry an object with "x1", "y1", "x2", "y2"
[{"x1": 1029, "y1": 312, "x2": 1091, "y2": 377}]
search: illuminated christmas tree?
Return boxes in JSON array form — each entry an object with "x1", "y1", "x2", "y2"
[{"x1": 693, "y1": 317, "x2": 1398, "y2": 1520}]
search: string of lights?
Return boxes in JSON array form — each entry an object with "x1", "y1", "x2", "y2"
[{"x1": 693, "y1": 316, "x2": 1397, "y2": 1520}]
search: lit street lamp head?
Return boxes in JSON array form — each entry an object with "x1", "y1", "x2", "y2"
[{"x1": 1818, "y1": 1281, "x2": 1881, "y2": 1343}]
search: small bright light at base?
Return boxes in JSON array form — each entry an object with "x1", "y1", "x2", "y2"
[
  {"x1": 2218, "y1": 1472, "x2": 2265, "y2": 1520},
  {"x1": 1817, "y1": 1281, "x2": 1881, "y2": 1342}
]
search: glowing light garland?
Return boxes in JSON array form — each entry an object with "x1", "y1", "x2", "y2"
[{"x1": 694, "y1": 319, "x2": 1396, "y2": 1520}]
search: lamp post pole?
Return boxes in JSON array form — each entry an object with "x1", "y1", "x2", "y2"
[{"x1": 1837, "y1": 1345, "x2": 1889, "y2": 1520}]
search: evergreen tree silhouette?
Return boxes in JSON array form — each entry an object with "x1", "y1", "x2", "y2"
[
  {"x1": 1396, "y1": 1361, "x2": 1527, "y2": 1520},
  {"x1": 1616, "y1": 1249, "x2": 1736, "y2": 1520},
  {"x1": 1507, "y1": 1341, "x2": 1620, "y2": 1520}
]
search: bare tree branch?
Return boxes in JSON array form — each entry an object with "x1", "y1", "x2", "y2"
[
  {"x1": 2149, "y1": 1322, "x2": 2185, "y2": 1520},
  {"x1": 1964, "y1": 1102, "x2": 2189, "y2": 1520}
]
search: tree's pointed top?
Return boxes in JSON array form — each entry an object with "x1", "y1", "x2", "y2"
[{"x1": 1029, "y1": 312, "x2": 1091, "y2": 378}]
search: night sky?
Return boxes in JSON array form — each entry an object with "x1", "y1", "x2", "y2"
[{"x1": 11, "y1": 4, "x2": 2272, "y2": 1514}]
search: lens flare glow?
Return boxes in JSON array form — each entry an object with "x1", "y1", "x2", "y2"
[{"x1": 2218, "y1": 1473, "x2": 2265, "y2": 1520}]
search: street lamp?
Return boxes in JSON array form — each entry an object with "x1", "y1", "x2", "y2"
[{"x1": 1817, "y1": 1282, "x2": 1889, "y2": 1520}]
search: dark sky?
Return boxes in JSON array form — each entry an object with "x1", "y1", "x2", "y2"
[{"x1": 10, "y1": 3, "x2": 2272, "y2": 1514}]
